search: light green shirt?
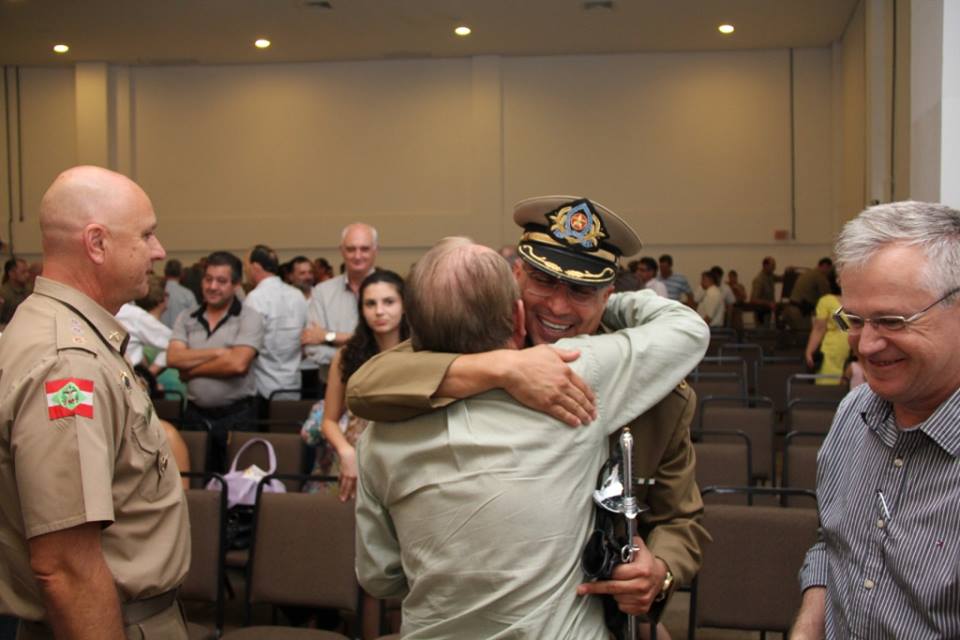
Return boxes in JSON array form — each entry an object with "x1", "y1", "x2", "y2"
[{"x1": 356, "y1": 291, "x2": 709, "y2": 639}]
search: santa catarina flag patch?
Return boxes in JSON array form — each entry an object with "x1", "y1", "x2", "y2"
[{"x1": 45, "y1": 378, "x2": 94, "y2": 419}]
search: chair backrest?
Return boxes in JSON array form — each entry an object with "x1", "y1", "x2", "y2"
[
  {"x1": 782, "y1": 432, "x2": 825, "y2": 507},
  {"x1": 225, "y1": 432, "x2": 307, "y2": 491},
  {"x1": 246, "y1": 488, "x2": 359, "y2": 614},
  {"x1": 697, "y1": 398, "x2": 774, "y2": 482},
  {"x1": 757, "y1": 356, "x2": 807, "y2": 414},
  {"x1": 787, "y1": 374, "x2": 848, "y2": 405},
  {"x1": 691, "y1": 499, "x2": 819, "y2": 634},
  {"x1": 787, "y1": 399, "x2": 838, "y2": 434},
  {"x1": 717, "y1": 343, "x2": 763, "y2": 394},
  {"x1": 693, "y1": 430, "x2": 752, "y2": 505},
  {"x1": 179, "y1": 430, "x2": 210, "y2": 486},
  {"x1": 267, "y1": 398, "x2": 316, "y2": 424},
  {"x1": 181, "y1": 475, "x2": 227, "y2": 636},
  {"x1": 154, "y1": 390, "x2": 185, "y2": 424}
]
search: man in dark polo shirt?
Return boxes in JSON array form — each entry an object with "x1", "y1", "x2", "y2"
[{"x1": 167, "y1": 251, "x2": 264, "y2": 470}]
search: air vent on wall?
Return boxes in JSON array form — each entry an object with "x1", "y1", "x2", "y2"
[{"x1": 303, "y1": 0, "x2": 333, "y2": 9}]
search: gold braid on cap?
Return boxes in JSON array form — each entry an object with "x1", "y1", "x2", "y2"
[
  {"x1": 520, "y1": 231, "x2": 617, "y2": 264},
  {"x1": 518, "y1": 243, "x2": 616, "y2": 283}
]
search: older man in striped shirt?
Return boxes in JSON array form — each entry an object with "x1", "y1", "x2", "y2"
[{"x1": 792, "y1": 201, "x2": 960, "y2": 639}]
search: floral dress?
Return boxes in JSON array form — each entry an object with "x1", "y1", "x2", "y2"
[{"x1": 300, "y1": 400, "x2": 370, "y2": 494}]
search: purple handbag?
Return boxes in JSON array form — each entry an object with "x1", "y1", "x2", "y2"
[{"x1": 208, "y1": 437, "x2": 287, "y2": 508}]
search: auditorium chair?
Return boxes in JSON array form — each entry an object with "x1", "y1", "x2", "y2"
[
  {"x1": 786, "y1": 373, "x2": 848, "y2": 406},
  {"x1": 782, "y1": 432, "x2": 825, "y2": 507},
  {"x1": 786, "y1": 398, "x2": 838, "y2": 435},
  {"x1": 756, "y1": 355, "x2": 807, "y2": 414},
  {"x1": 696, "y1": 396, "x2": 775, "y2": 484},
  {"x1": 687, "y1": 488, "x2": 819, "y2": 639},
  {"x1": 154, "y1": 389, "x2": 185, "y2": 424},
  {"x1": 221, "y1": 476, "x2": 361, "y2": 640},
  {"x1": 179, "y1": 430, "x2": 210, "y2": 488},
  {"x1": 180, "y1": 473, "x2": 228, "y2": 640},
  {"x1": 693, "y1": 430, "x2": 753, "y2": 505}
]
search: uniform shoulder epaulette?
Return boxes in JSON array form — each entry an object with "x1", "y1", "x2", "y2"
[{"x1": 54, "y1": 310, "x2": 99, "y2": 356}]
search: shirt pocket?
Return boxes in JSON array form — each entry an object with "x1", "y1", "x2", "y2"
[{"x1": 128, "y1": 390, "x2": 177, "y2": 502}]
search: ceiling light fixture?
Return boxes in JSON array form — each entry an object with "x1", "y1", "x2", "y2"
[
  {"x1": 718, "y1": 24, "x2": 735, "y2": 35},
  {"x1": 454, "y1": 25, "x2": 472, "y2": 37},
  {"x1": 53, "y1": 44, "x2": 70, "y2": 54},
  {"x1": 254, "y1": 38, "x2": 271, "y2": 49}
]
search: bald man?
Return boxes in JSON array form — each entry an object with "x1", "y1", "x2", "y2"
[{"x1": 0, "y1": 166, "x2": 190, "y2": 639}]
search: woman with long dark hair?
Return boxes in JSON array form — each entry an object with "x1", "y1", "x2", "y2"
[{"x1": 320, "y1": 269, "x2": 408, "y2": 501}]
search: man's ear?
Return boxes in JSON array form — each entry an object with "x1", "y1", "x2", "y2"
[
  {"x1": 83, "y1": 224, "x2": 108, "y2": 265},
  {"x1": 512, "y1": 298, "x2": 526, "y2": 348},
  {"x1": 599, "y1": 284, "x2": 614, "y2": 306}
]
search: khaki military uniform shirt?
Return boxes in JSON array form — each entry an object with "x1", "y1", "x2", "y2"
[
  {"x1": 0, "y1": 277, "x2": 190, "y2": 621},
  {"x1": 347, "y1": 291, "x2": 710, "y2": 589}
]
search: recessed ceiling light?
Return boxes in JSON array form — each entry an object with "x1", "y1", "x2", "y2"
[
  {"x1": 53, "y1": 44, "x2": 69, "y2": 54},
  {"x1": 454, "y1": 25, "x2": 472, "y2": 37},
  {"x1": 254, "y1": 38, "x2": 271, "y2": 49},
  {"x1": 718, "y1": 24, "x2": 735, "y2": 35}
]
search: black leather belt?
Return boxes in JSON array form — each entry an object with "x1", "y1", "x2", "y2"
[
  {"x1": 188, "y1": 396, "x2": 255, "y2": 420},
  {"x1": 122, "y1": 588, "x2": 178, "y2": 626}
]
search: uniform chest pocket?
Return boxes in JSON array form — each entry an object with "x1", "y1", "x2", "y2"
[{"x1": 128, "y1": 391, "x2": 176, "y2": 502}]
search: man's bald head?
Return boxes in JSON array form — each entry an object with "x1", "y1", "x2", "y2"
[
  {"x1": 37, "y1": 166, "x2": 165, "y2": 312},
  {"x1": 39, "y1": 166, "x2": 150, "y2": 257}
]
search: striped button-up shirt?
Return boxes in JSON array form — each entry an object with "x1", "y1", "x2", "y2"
[{"x1": 799, "y1": 384, "x2": 960, "y2": 638}]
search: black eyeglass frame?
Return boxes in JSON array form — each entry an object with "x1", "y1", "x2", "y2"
[{"x1": 833, "y1": 286, "x2": 960, "y2": 334}]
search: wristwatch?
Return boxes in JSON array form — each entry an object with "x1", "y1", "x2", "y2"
[
  {"x1": 324, "y1": 331, "x2": 336, "y2": 345},
  {"x1": 654, "y1": 568, "x2": 674, "y2": 602}
]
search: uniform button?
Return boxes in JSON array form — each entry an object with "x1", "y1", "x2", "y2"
[
  {"x1": 863, "y1": 578, "x2": 875, "y2": 590},
  {"x1": 876, "y1": 518, "x2": 885, "y2": 529},
  {"x1": 893, "y1": 457, "x2": 904, "y2": 468}
]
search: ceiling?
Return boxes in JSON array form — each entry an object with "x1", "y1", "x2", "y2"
[{"x1": 0, "y1": 0, "x2": 860, "y2": 67}]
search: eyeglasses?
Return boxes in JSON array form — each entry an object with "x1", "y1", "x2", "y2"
[
  {"x1": 833, "y1": 286, "x2": 960, "y2": 334},
  {"x1": 522, "y1": 266, "x2": 604, "y2": 305}
]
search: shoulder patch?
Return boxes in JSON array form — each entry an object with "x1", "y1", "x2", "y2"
[{"x1": 45, "y1": 378, "x2": 95, "y2": 419}]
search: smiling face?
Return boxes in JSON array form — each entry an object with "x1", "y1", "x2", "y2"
[
  {"x1": 841, "y1": 243, "x2": 960, "y2": 425},
  {"x1": 202, "y1": 264, "x2": 238, "y2": 310},
  {"x1": 361, "y1": 281, "x2": 403, "y2": 338},
  {"x1": 514, "y1": 261, "x2": 611, "y2": 345}
]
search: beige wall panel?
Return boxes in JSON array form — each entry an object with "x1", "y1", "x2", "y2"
[
  {"x1": 501, "y1": 50, "x2": 794, "y2": 245},
  {"x1": 131, "y1": 59, "x2": 485, "y2": 253},
  {"x1": 793, "y1": 48, "x2": 836, "y2": 242},
  {"x1": 837, "y1": 0, "x2": 868, "y2": 222},
  {"x1": 11, "y1": 67, "x2": 76, "y2": 256}
]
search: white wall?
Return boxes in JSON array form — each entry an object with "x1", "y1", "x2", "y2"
[{"x1": 1, "y1": 46, "x2": 849, "y2": 280}]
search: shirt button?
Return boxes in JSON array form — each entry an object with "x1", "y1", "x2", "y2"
[
  {"x1": 893, "y1": 457, "x2": 904, "y2": 468},
  {"x1": 876, "y1": 518, "x2": 886, "y2": 529},
  {"x1": 864, "y1": 578, "x2": 875, "y2": 590}
]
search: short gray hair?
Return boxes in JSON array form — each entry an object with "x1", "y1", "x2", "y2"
[
  {"x1": 340, "y1": 223, "x2": 379, "y2": 247},
  {"x1": 405, "y1": 237, "x2": 519, "y2": 353},
  {"x1": 835, "y1": 201, "x2": 960, "y2": 299}
]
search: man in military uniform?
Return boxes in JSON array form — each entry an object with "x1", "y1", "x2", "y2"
[
  {"x1": 347, "y1": 195, "x2": 710, "y2": 622},
  {"x1": 0, "y1": 166, "x2": 190, "y2": 639}
]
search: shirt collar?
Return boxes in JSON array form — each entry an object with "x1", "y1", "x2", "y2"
[
  {"x1": 859, "y1": 385, "x2": 960, "y2": 457},
  {"x1": 33, "y1": 276, "x2": 129, "y2": 355}
]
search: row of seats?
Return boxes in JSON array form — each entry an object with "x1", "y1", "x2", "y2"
[{"x1": 182, "y1": 476, "x2": 394, "y2": 640}]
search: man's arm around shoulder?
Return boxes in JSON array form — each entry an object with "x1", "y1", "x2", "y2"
[{"x1": 29, "y1": 522, "x2": 125, "y2": 639}]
